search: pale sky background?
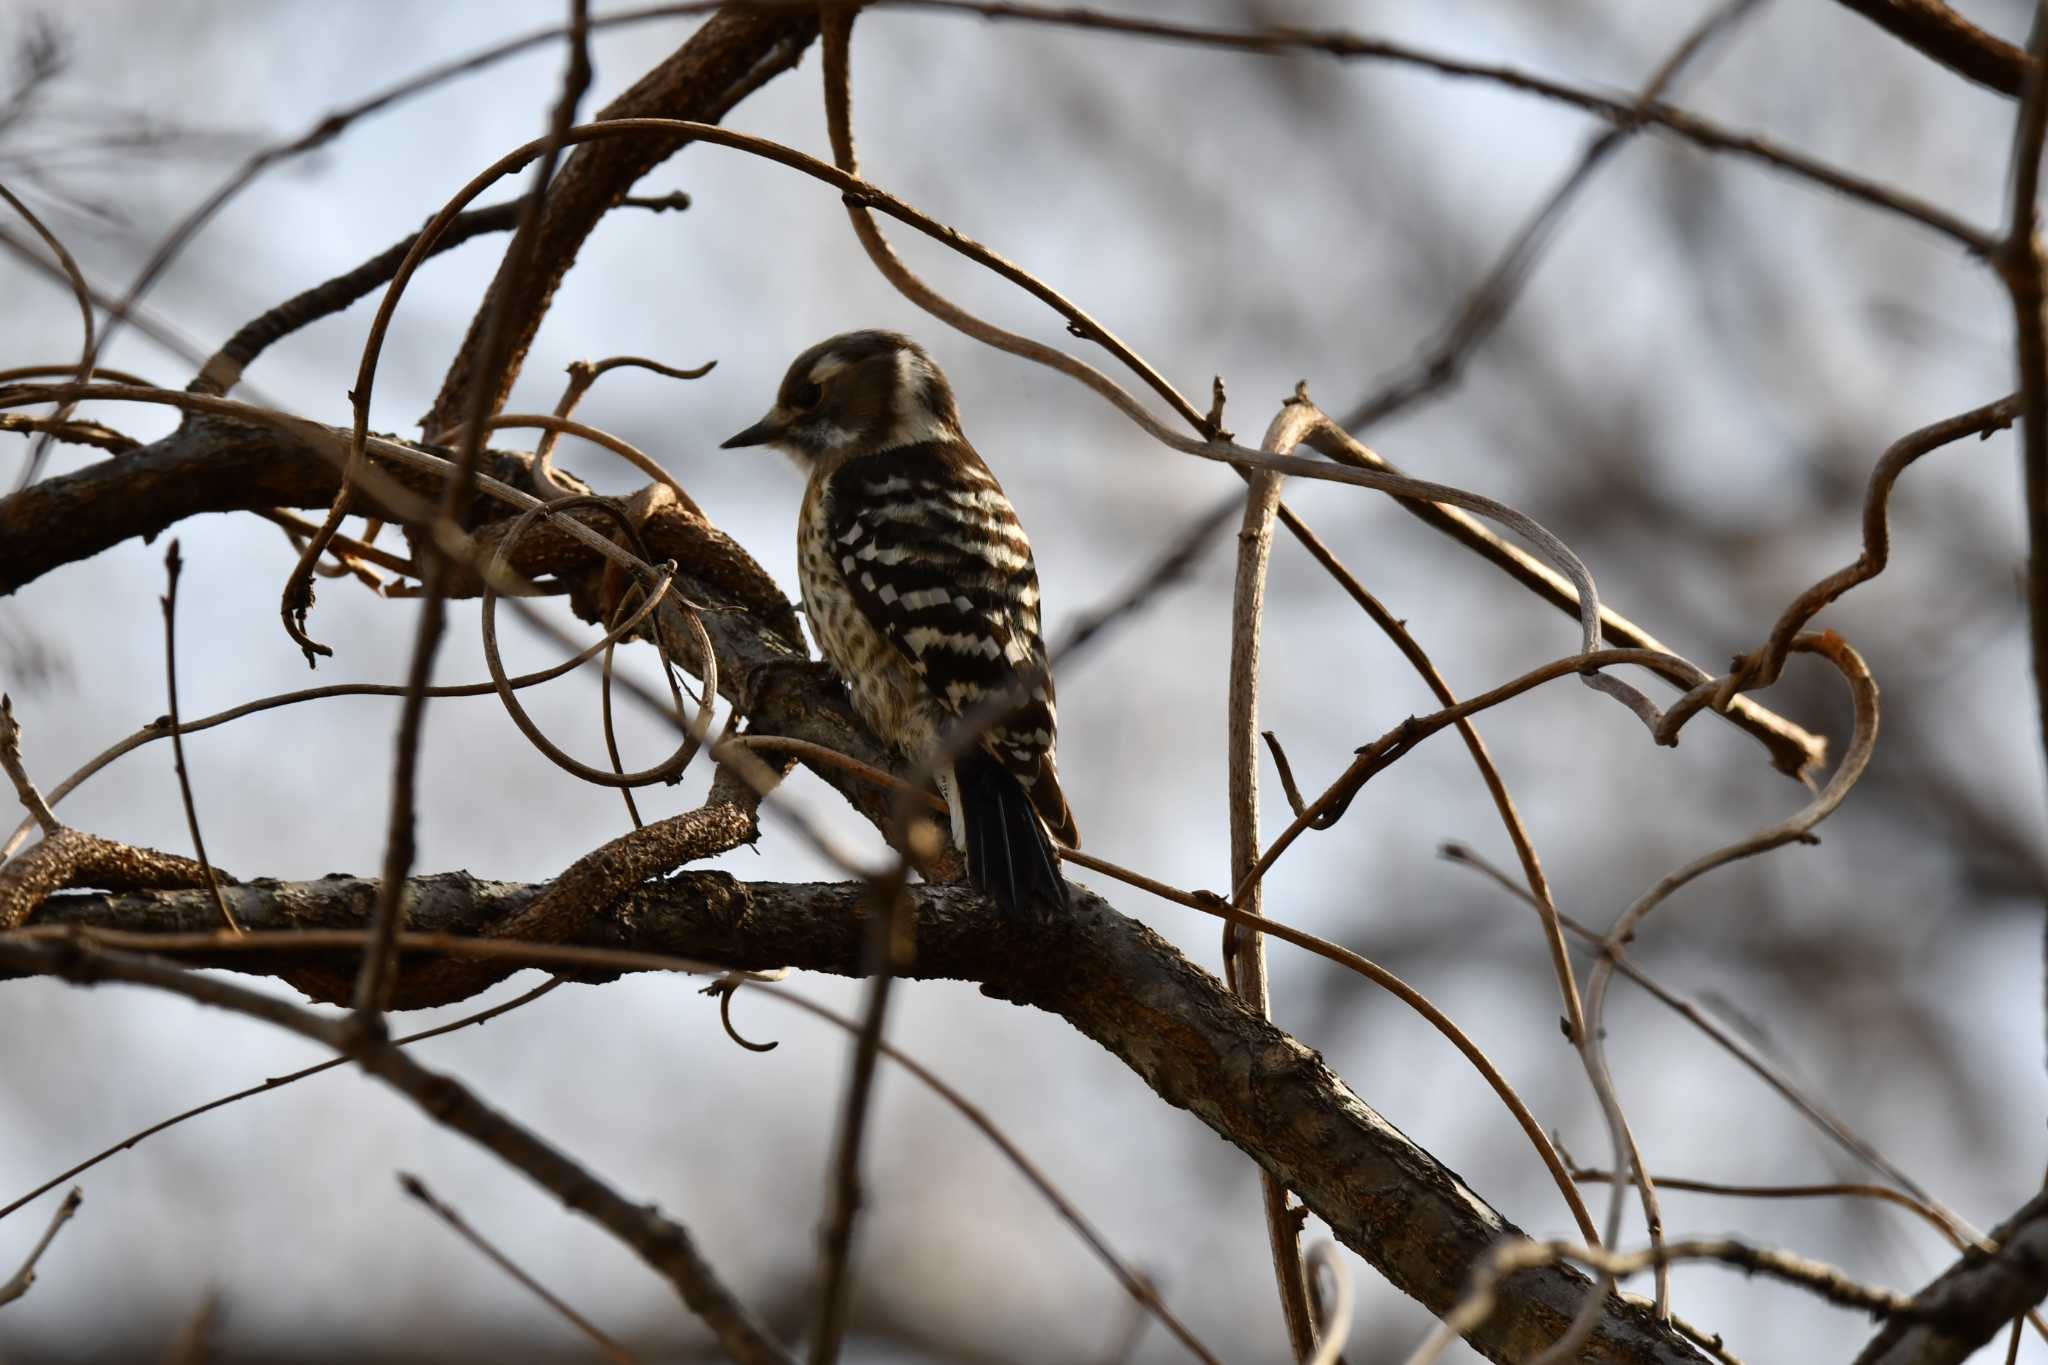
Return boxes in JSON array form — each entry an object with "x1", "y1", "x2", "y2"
[{"x1": 3, "y1": 1, "x2": 2046, "y2": 1360}]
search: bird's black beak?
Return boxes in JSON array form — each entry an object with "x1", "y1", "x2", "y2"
[{"x1": 720, "y1": 415, "x2": 781, "y2": 449}]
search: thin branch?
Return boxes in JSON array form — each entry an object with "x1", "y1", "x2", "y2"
[
  {"x1": 0, "y1": 363, "x2": 155, "y2": 388},
  {"x1": 87, "y1": 3, "x2": 790, "y2": 440},
  {"x1": 1565, "y1": 1165, "x2": 2038, "y2": 1319},
  {"x1": 0, "y1": 696, "x2": 58, "y2": 837},
  {"x1": 746, "y1": 985, "x2": 1224, "y2": 1365},
  {"x1": 1285, "y1": 435, "x2": 1825, "y2": 779},
  {"x1": 1227, "y1": 394, "x2": 1320, "y2": 1360},
  {"x1": 351, "y1": 0, "x2": 598, "y2": 1017},
  {"x1": 0, "y1": 978, "x2": 563, "y2": 1224},
  {"x1": 158, "y1": 541, "x2": 239, "y2": 934},
  {"x1": 1233, "y1": 646, "x2": 1704, "y2": 903},
  {"x1": 0, "y1": 1186, "x2": 78, "y2": 1307},
  {"x1": 0, "y1": 936, "x2": 796, "y2": 1363},
  {"x1": 851, "y1": 0, "x2": 1993, "y2": 252},
  {"x1": 0, "y1": 413, "x2": 137, "y2": 453},
  {"x1": 1577, "y1": 634, "x2": 1880, "y2": 1302},
  {"x1": 0, "y1": 222, "x2": 279, "y2": 412},
  {"x1": 160, "y1": 1292, "x2": 220, "y2": 1365},
  {"x1": 400, "y1": 1171, "x2": 638, "y2": 1364},
  {"x1": 1856, "y1": 1186, "x2": 2048, "y2": 1365},
  {"x1": 2002, "y1": 12, "x2": 2048, "y2": 873},
  {"x1": 526, "y1": 353, "x2": 715, "y2": 498},
  {"x1": 487, "y1": 413, "x2": 689, "y2": 501},
  {"x1": 808, "y1": 876, "x2": 902, "y2": 1365},
  {"x1": 1305, "y1": 1243, "x2": 1355, "y2": 1365},
  {"x1": 478, "y1": 503, "x2": 706, "y2": 790},
  {"x1": 253, "y1": 507, "x2": 417, "y2": 581},
  {"x1": 1272, "y1": 505, "x2": 1585, "y2": 1047},
  {"x1": 1825, "y1": 0, "x2": 2031, "y2": 97},
  {"x1": 3, "y1": 578, "x2": 678, "y2": 864},
  {"x1": 1407, "y1": 1236, "x2": 1914, "y2": 1365},
  {"x1": 191, "y1": 194, "x2": 694, "y2": 398},
  {"x1": 1448, "y1": 838, "x2": 1978, "y2": 1244},
  {"x1": 1344, "y1": 0, "x2": 1765, "y2": 431},
  {"x1": 1655, "y1": 395, "x2": 2021, "y2": 737},
  {"x1": 0, "y1": 178, "x2": 93, "y2": 489}
]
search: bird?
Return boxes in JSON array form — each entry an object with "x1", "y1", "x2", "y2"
[{"x1": 721, "y1": 330, "x2": 1077, "y2": 915}]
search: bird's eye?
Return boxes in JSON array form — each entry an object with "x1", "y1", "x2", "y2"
[{"x1": 788, "y1": 380, "x2": 822, "y2": 410}]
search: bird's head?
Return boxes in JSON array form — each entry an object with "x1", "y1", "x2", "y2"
[{"x1": 720, "y1": 330, "x2": 962, "y2": 466}]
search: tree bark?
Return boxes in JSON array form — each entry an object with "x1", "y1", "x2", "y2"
[{"x1": 23, "y1": 874, "x2": 1709, "y2": 1365}]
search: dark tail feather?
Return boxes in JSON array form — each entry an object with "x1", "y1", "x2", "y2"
[{"x1": 958, "y1": 753, "x2": 1068, "y2": 917}]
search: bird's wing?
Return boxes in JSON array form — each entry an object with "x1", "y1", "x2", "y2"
[{"x1": 824, "y1": 441, "x2": 1077, "y2": 846}]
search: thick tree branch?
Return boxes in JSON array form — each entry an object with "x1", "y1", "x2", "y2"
[
  {"x1": 419, "y1": 7, "x2": 818, "y2": 438},
  {"x1": 1854, "y1": 1187, "x2": 2048, "y2": 1365},
  {"x1": 20, "y1": 874, "x2": 1708, "y2": 1365}
]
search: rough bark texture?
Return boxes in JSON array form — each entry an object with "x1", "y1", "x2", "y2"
[
  {"x1": 1854, "y1": 1186, "x2": 2048, "y2": 1365},
  {"x1": 418, "y1": 6, "x2": 820, "y2": 438},
  {"x1": 24, "y1": 875, "x2": 1708, "y2": 1365}
]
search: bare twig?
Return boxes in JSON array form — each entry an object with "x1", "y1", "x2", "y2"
[
  {"x1": 1856, "y1": 1186, "x2": 2048, "y2": 1365},
  {"x1": 1227, "y1": 395, "x2": 1320, "y2": 1360},
  {"x1": 0, "y1": 937, "x2": 796, "y2": 1362},
  {"x1": 253, "y1": 507, "x2": 416, "y2": 582},
  {"x1": 848, "y1": 0, "x2": 1993, "y2": 252},
  {"x1": 807, "y1": 877, "x2": 901, "y2": 1365},
  {"x1": 1286, "y1": 437, "x2": 1825, "y2": 779},
  {"x1": 191, "y1": 195, "x2": 695, "y2": 398},
  {"x1": 400, "y1": 1171, "x2": 638, "y2": 1364},
  {"x1": 1406, "y1": 1235, "x2": 1913, "y2": 1365},
  {"x1": 478, "y1": 502, "x2": 706, "y2": 790},
  {"x1": 159, "y1": 541, "x2": 240, "y2": 934},
  {"x1": 1564, "y1": 1161, "x2": 2045, "y2": 1342},
  {"x1": 2002, "y1": 14, "x2": 2048, "y2": 861},
  {"x1": 1344, "y1": 0, "x2": 1765, "y2": 431},
  {"x1": 1824, "y1": 0, "x2": 2031, "y2": 96},
  {"x1": 1305, "y1": 1243, "x2": 1355, "y2": 1365},
  {"x1": 0, "y1": 179, "x2": 93, "y2": 489},
  {"x1": 1271, "y1": 507, "x2": 1585, "y2": 1047},
  {"x1": 1654, "y1": 396, "x2": 2021, "y2": 738},
  {"x1": 0, "y1": 979, "x2": 563, "y2": 1224},
  {"x1": 4, "y1": 578, "x2": 677, "y2": 864},
  {"x1": 160, "y1": 1292, "x2": 220, "y2": 1365},
  {"x1": 0, "y1": 225, "x2": 262, "y2": 412},
  {"x1": 0, "y1": 1186, "x2": 79, "y2": 1308},
  {"x1": 526, "y1": 354, "x2": 715, "y2": 498},
  {"x1": 1447, "y1": 838, "x2": 1977, "y2": 1244},
  {"x1": 350, "y1": 0, "x2": 598, "y2": 1017},
  {"x1": 1582, "y1": 632, "x2": 1881, "y2": 1308},
  {"x1": 0, "y1": 414, "x2": 135, "y2": 453},
  {"x1": 749, "y1": 986, "x2": 1225, "y2": 1365},
  {"x1": 0, "y1": 696, "x2": 57, "y2": 837},
  {"x1": 0, "y1": 364, "x2": 154, "y2": 388}
]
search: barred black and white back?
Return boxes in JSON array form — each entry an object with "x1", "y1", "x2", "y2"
[{"x1": 722, "y1": 331, "x2": 1077, "y2": 914}]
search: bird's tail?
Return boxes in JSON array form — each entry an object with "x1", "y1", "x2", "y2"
[{"x1": 957, "y1": 752, "x2": 1068, "y2": 917}]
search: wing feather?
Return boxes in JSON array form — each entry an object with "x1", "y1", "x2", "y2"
[{"x1": 824, "y1": 442, "x2": 1077, "y2": 846}]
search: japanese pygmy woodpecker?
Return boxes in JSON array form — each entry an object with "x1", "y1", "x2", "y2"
[{"x1": 722, "y1": 330, "x2": 1077, "y2": 915}]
